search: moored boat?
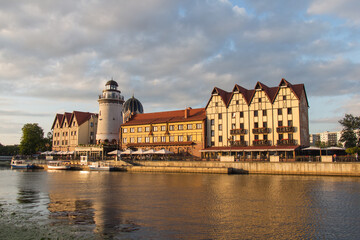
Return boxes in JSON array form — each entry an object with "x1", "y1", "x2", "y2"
[
  {"x1": 47, "y1": 161, "x2": 71, "y2": 170},
  {"x1": 11, "y1": 159, "x2": 34, "y2": 169},
  {"x1": 89, "y1": 161, "x2": 115, "y2": 171}
]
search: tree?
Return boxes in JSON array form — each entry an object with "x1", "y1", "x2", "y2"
[
  {"x1": 339, "y1": 114, "x2": 360, "y2": 148},
  {"x1": 19, "y1": 123, "x2": 45, "y2": 155}
]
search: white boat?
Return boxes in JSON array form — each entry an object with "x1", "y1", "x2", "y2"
[
  {"x1": 47, "y1": 161, "x2": 71, "y2": 170},
  {"x1": 11, "y1": 159, "x2": 34, "y2": 169},
  {"x1": 89, "y1": 161, "x2": 114, "y2": 171}
]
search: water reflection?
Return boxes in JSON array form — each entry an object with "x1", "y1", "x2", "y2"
[{"x1": 6, "y1": 169, "x2": 360, "y2": 239}]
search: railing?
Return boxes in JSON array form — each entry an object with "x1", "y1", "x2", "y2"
[
  {"x1": 252, "y1": 127, "x2": 270, "y2": 134},
  {"x1": 230, "y1": 129, "x2": 246, "y2": 135},
  {"x1": 229, "y1": 140, "x2": 247, "y2": 147},
  {"x1": 276, "y1": 126, "x2": 295, "y2": 133},
  {"x1": 253, "y1": 140, "x2": 270, "y2": 146},
  {"x1": 277, "y1": 139, "x2": 296, "y2": 145}
]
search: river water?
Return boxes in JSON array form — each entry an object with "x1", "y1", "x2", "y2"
[{"x1": 0, "y1": 166, "x2": 359, "y2": 239}]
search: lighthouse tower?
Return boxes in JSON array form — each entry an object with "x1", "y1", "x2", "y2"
[{"x1": 96, "y1": 79, "x2": 124, "y2": 144}]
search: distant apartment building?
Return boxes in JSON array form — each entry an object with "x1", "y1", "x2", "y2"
[
  {"x1": 120, "y1": 108, "x2": 206, "y2": 157},
  {"x1": 202, "y1": 78, "x2": 309, "y2": 161},
  {"x1": 52, "y1": 111, "x2": 98, "y2": 151},
  {"x1": 310, "y1": 130, "x2": 360, "y2": 146}
]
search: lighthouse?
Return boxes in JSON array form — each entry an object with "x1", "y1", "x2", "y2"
[{"x1": 96, "y1": 79, "x2": 124, "y2": 144}]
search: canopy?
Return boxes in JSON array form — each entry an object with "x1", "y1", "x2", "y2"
[
  {"x1": 302, "y1": 146, "x2": 321, "y2": 151},
  {"x1": 108, "y1": 150, "x2": 122, "y2": 155},
  {"x1": 133, "y1": 149, "x2": 146, "y2": 155},
  {"x1": 155, "y1": 149, "x2": 174, "y2": 154},
  {"x1": 121, "y1": 149, "x2": 133, "y2": 155},
  {"x1": 143, "y1": 149, "x2": 156, "y2": 154},
  {"x1": 324, "y1": 146, "x2": 345, "y2": 151}
]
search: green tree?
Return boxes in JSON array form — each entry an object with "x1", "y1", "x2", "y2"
[
  {"x1": 19, "y1": 123, "x2": 45, "y2": 155},
  {"x1": 339, "y1": 114, "x2": 360, "y2": 148}
]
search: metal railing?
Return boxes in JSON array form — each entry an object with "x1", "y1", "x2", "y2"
[
  {"x1": 276, "y1": 126, "x2": 295, "y2": 133},
  {"x1": 252, "y1": 127, "x2": 270, "y2": 134},
  {"x1": 230, "y1": 129, "x2": 246, "y2": 135}
]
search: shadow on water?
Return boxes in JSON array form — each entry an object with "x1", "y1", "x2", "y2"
[{"x1": 17, "y1": 189, "x2": 40, "y2": 205}]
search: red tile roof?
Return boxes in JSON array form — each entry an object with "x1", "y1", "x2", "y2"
[
  {"x1": 51, "y1": 113, "x2": 64, "y2": 129},
  {"x1": 60, "y1": 112, "x2": 72, "y2": 127},
  {"x1": 70, "y1": 111, "x2": 98, "y2": 126},
  {"x1": 122, "y1": 108, "x2": 206, "y2": 126}
]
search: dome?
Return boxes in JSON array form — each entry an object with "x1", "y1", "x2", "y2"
[
  {"x1": 105, "y1": 80, "x2": 118, "y2": 87},
  {"x1": 123, "y1": 95, "x2": 144, "y2": 114}
]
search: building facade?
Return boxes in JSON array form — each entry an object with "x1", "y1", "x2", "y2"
[
  {"x1": 52, "y1": 111, "x2": 98, "y2": 151},
  {"x1": 202, "y1": 79, "x2": 309, "y2": 161},
  {"x1": 120, "y1": 108, "x2": 206, "y2": 158},
  {"x1": 96, "y1": 80, "x2": 125, "y2": 144}
]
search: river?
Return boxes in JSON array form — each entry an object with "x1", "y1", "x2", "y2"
[{"x1": 0, "y1": 166, "x2": 359, "y2": 239}]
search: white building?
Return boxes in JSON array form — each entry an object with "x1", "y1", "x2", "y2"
[{"x1": 96, "y1": 80, "x2": 125, "y2": 144}]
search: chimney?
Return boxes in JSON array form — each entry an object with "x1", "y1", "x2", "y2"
[{"x1": 184, "y1": 107, "x2": 192, "y2": 119}]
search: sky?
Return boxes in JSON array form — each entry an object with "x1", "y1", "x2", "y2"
[{"x1": 1, "y1": 0, "x2": 360, "y2": 145}]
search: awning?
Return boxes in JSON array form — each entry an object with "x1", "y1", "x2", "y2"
[{"x1": 200, "y1": 145, "x2": 300, "y2": 152}]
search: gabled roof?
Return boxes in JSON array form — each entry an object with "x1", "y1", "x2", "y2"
[
  {"x1": 232, "y1": 84, "x2": 254, "y2": 105},
  {"x1": 205, "y1": 87, "x2": 232, "y2": 109},
  {"x1": 69, "y1": 111, "x2": 97, "y2": 126},
  {"x1": 121, "y1": 108, "x2": 206, "y2": 126},
  {"x1": 274, "y1": 78, "x2": 309, "y2": 107},
  {"x1": 60, "y1": 112, "x2": 72, "y2": 128},
  {"x1": 51, "y1": 113, "x2": 64, "y2": 129},
  {"x1": 249, "y1": 82, "x2": 278, "y2": 103}
]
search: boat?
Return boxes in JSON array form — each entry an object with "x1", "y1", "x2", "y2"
[
  {"x1": 47, "y1": 161, "x2": 71, "y2": 170},
  {"x1": 89, "y1": 161, "x2": 115, "y2": 171},
  {"x1": 11, "y1": 159, "x2": 34, "y2": 169}
]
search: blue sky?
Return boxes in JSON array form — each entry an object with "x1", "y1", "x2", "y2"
[{"x1": 1, "y1": 0, "x2": 360, "y2": 145}]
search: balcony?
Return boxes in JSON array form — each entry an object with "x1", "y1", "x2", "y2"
[
  {"x1": 277, "y1": 139, "x2": 296, "y2": 145},
  {"x1": 276, "y1": 126, "x2": 295, "y2": 133},
  {"x1": 229, "y1": 140, "x2": 247, "y2": 147},
  {"x1": 230, "y1": 128, "x2": 246, "y2": 135},
  {"x1": 253, "y1": 140, "x2": 270, "y2": 146},
  {"x1": 252, "y1": 127, "x2": 270, "y2": 134}
]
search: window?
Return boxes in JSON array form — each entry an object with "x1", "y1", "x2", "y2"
[
  {"x1": 263, "y1": 110, "x2": 267, "y2": 116},
  {"x1": 169, "y1": 136, "x2": 174, "y2": 142},
  {"x1": 240, "y1": 112, "x2": 244, "y2": 118},
  {"x1": 215, "y1": 102, "x2": 218, "y2": 107},
  {"x1": 90, "y1": 122, "x2": 93, "y2": 127},
  {"x1": 232, "y1": 112, "x2": 236, "y2": 118},
  {"x1": 278, "y1": 109, "x2": 282, "y2": 115},
  {"x1": 259, "y1": 98, "x2": 262, "y2": 102},
  {"x1": 137, "y1": 137, "x2": 142, "y2": 143},
  {"x1": 232, "y1": 123, "x2": 236, "y2": 129},
  {"x1": 99, "y1": 111, "x2": 101, "y2": 116},
  {"x1": 123, "y1": 138, "x2": 127, "y2": 143},
  {"x1": 287, "y1": 108, "x2": 292, "y2": 114},
  {"x1": 236, "y1": 100, "x2": 239, "y2": 105},
  {"x1": 65, "y1": 123, "x2": 67, "y2": 127},
  {"x1": 145, "y1": 127, "x2": 150, "y2": 132},
  {"x1": 130, "y1": 128, "x2": 135, "y2": 133},
  {"x1": 123, "y1": 128, "x2": 128, "y2": 133},
  {"x1": 153, "y1": 126, "x2": 158, "y2": 132},
  {"x1": 288, "y1": 134, "x2": 293, "y2": 140},
  {"x1": 288, "y1": 120, "x2": 293, "y2": 126},
  {"x1": 211, "y1": 130, "x2": 215, "y2": 136},
  {"x1": 53, "y1": 141, "x2": 56, "y2": 145},
  {"x1": 187, "y1": 124, "x2": 193, "y2": 130},
  {"x1": 137, "y1": 127, "x2": 142, "y2": 132},
  {"x1": 278, "y1": 121, "x2": 283, "y2": 126},
  {"x1": 283, "y1": 96, "x2": 287, "y2": 100},
  {"x1": 219, "y1": 124, "x2": 222, "y2": 130},
  {"x1": 153, "y1": 137, "x2": 158, "y2": 142},
  {"x1": 263, "y1": 122, "x2": 267, "y2": 128},
  {"x1": 218, "y1": 113, "x2": 222, "y2": 119},
  {"x1": 279, "y1": 134, "x2": 283, "y2": 140},
  {"x1": 211, "y1": 141, "x2": 215, "y2": 146},
  {"x1": 161, "y1": 125, "x2": 166, "y2": 131},
  {"x1": 240, "y1": 123, "x2": 244, "y2": 129},
  {"x1": 161, "y1": 136, "x2": 166, "y2": 142},
  {"x1": 145, "y1": 137, "x2": 150, "y2": 143},
  {"x1": 219, "y1": 136, "x2": 223, "y2": 142},
  {"x1": 169, "y1": 125, "x2": 175, "y2": 131},
  {"x1": 73, "y1": 122, "x2": 76, "y2": 126},
  {"x1": 254, "y1": 122, "x2": 259, "y2": 128},
  {"x1": 74, "y1": 131, "x2": 77, "y2": 136},
  {"x1": 240, "y1": 136, "x2": 244, "y2": 141},
  {"x1": 130, "y1": 137, "x2": 135, "y2": 143},
  {"x1": 210, "y1": 119, "x2": 215, "y2": 125},
  {"x1": 254, "y1": 110, "x2": 258, "y2": 117},
  {"x1": 65, "y1": 140, "x2": 68, "y2": 145},
  {"x1": 187, "y1": 135, "x2": 192, "y2": 141},
  {"x1": 254, "y1": 135, "x2": 259, "y2": 140},
  {"x1": 196, "y1": 123, "x2": 202, "y2": 129},
  {"x1": 178, "y1": 135, "x2": 183, "y2": 141},
  {"x1": 263, "y1": 135, "x2": 268, "y2": 140}
]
